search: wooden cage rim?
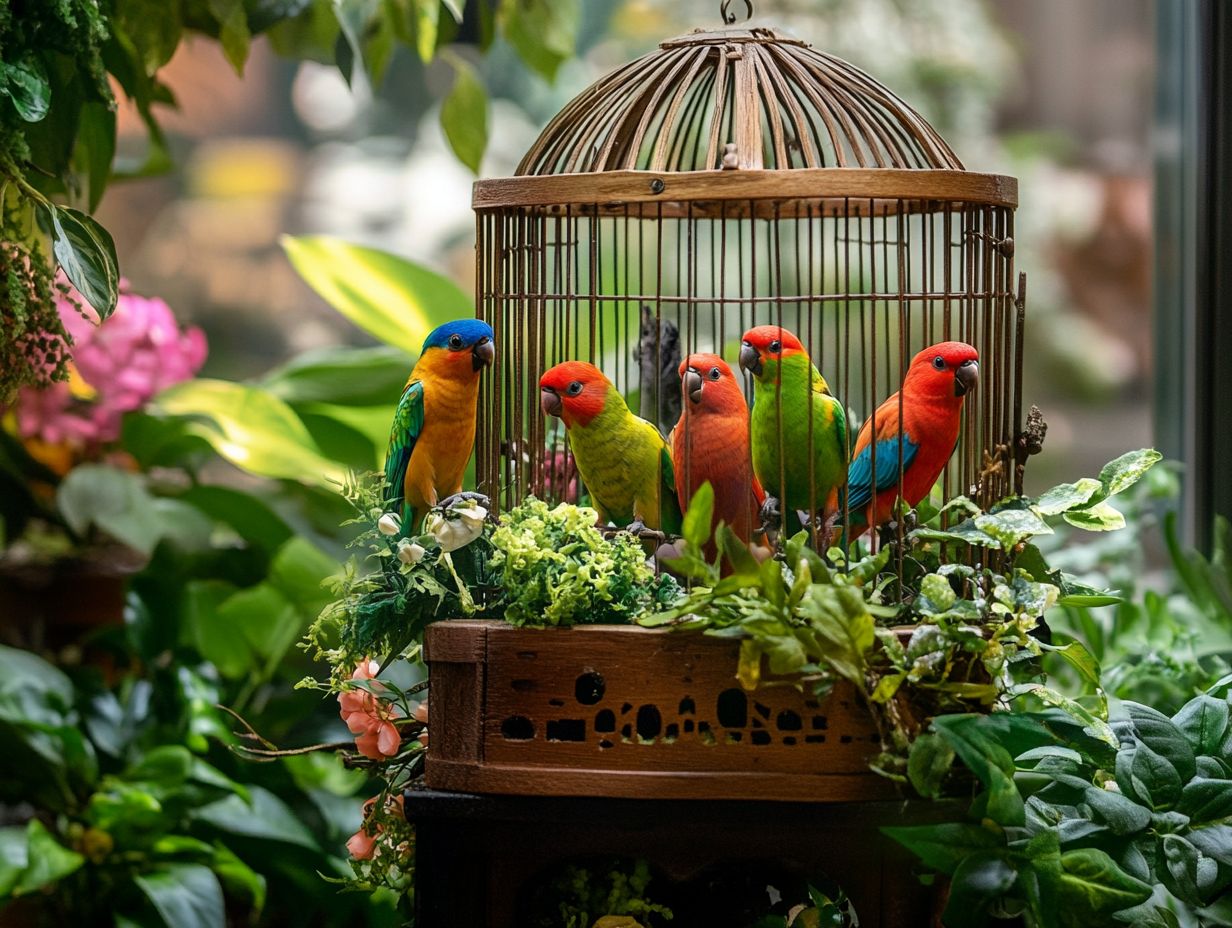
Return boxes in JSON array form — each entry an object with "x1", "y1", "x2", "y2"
[{"x1": 472, "y1": 168, "x2": 1018, "y2": 213}]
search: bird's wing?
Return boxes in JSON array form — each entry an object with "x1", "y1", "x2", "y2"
[
  {"x1": 384, "y1": 379, "x2": 425, "y2": 514},
  {"x1": 845, "y1": 421, "x2": 918, "y2": 513},
  {"x1": 658, "y1": 440, "x2": 683, "y2": 533}
]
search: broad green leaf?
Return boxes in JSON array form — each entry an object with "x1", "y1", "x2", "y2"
[
  {"x1": 1053, "y1": 847, "x2": 1153, "y2": 918},
  {"x1": 124, "y1": 745, "x2": 192, "y2": 793},
  {"x1": 267, "y1": 536, "x2": 338, "y2": 616},
  {"x1": 1042, "y1": 641, "x2": 1106, "y2": 714},
  {"x1": 0, "y1": 645, "x2": 74, "y2": 726},
  {"x1": 1082, "y1": 785, "x2": 1150, "y2": 836},
  {"x1": 499, "y1": 0, "x2": 580, "y2": 81},
  {"x1": 1034, "y1": 478, "x2": 1102, "y2": 516},
  {"x1": 281, "y1": 235, "x2": 472, "y2": 354},
  {"x1": 0, "y1": 827, "x2": 26, "y2": 899},
  {"x1": 1123, "y1": 702, "x2": 1197, "y2": 781},
  {"x1": 177, "y1": 485, "x2": 293, "y2": 553},
  {"x1": 260, "y1": 345, "x2": 411, "y2": 406},
  {"x1": 0, "y1": 54, "x2": 51, "y2": 122},
  {"x1": 974, "y1": 508, "x2": 1053, "y2": 548},
  {"x1": 440, "y1": 51, "x2": 488, "y2": 173},
  {"x1": 916, "y1": 573, "x2": 956, "y2": 614},
  {"x1": 1173, "y1": 695, "x2": 1230, "y2": 756},
  {"x1": 150, "y1": 379, "x2": 344, "y2": 486},
  {"x1": 943, "y1": 855, "x2": 1018, "y2": 928},
  {"x1": 1120, "y1": 739, "x2": 1183, "y2": 810},
  {"x1": 13, "y1": 820, "x2": 83, "y2": 897},
  {"x1": 57, "y1": 464, "x2": 163, "y2": 555},
  {"x1": 183, "y1": 580, "x2": 249, "y2": 679},
  {"x1": 119, "y1": 0, "x2": 184, "y2": 73},
  {"x1": 931, "y1": 715, "x2": 1024, "y2": 825},
  {"x1": 882, "y1": 822, "x2": 1003, "y2": 876},
  {"x1": 1098, "y1": 449, "x2": 1162, "y2": 498},
  {"x1": 441, "y1": 0, "x2": 464, "y2": 20},
  {"x1": 1178, "y1": 778, "x2": 1232, "y2": 824},
  {"x1": 1064, "y1": 501, "x2": 1127, "y2": 532},
  {"x1": 1161, "y1": 834, "x2": 1204, "y2": 906},
  {"x1": 46, "y1": 204, "x2": 120, "y2": 320},
  {"x1": 135, "y1": 863, "x2": 225, "y2": 928},
  {"x1": 682, "y1": 481, "x2": 715, "y2": 551},
  {"x1": 907, "y1": 732, "x2": 954, "y2": 799},
  {"x1": 1188, "y1": 824, "x2": 1232, "y2": 867},
  {"x1": 210, "y1": 844, "x2": 265, "y2": 917},
  {"x1": 73, "y1": 101, "x2": 117, "y2": 213},
  {"x1": 207, "y1": 0, "x2": 252, "y2": 74},
  {"x1": 193, "y1": 786, "x2": 319, "y2": 850},
  {"x1": 413, "y1": 0, "x2": 439, "y2": 60}
]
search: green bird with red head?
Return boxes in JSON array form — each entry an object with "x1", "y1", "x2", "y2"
[
  {"x1": 539, "y1": 361, "x2": 682, "y2": 535},
  {"x1": 739, "y1": 325, "x2": 847, "y2": 538}
]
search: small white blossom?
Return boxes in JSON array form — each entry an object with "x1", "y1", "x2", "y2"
[
  {"x1": 378, "y1": 512, "x2": 402, "y2": 536},
  {"x1": 457, "y1": 505, "x2": 488, "y2": 530},
  {"x1": 425, "y1": 511, "x2": 484, "y2": 553},
  {"x1": 397, "y1": 539, "x2": 426, "y2": 565}
]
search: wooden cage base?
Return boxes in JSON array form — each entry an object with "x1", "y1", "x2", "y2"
[{"x1": 406, "y1": 787, "x2": 953, "y2": 928}]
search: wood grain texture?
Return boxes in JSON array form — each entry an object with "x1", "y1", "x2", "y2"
[
  {"x1": 472, "y1": 168, "x2": 1019, "y2": 212},
  {"x1": 425, "y1": 620, "x2": 906, "y2": 802}
]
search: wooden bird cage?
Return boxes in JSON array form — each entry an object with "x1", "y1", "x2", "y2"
[{"x1": 473, "y1": 18, "x2": 1024, "y2": 538}]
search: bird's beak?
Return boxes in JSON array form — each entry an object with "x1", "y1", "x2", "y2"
[
  {"x1": 472, "y1": 337, "x2": 495, "y2": 371},
  {"x1": 683, "y1": 368, "x2": 704, "y2": 405},
  {"x1": 540, "y1": 387, "x2": 562, "y2": 419},
  {"x1": 738, "y1": 342, "x2": 762, "y2": 377},
  {"x1": 954, "y1": 359, "x2": 979, "y2": 397}
]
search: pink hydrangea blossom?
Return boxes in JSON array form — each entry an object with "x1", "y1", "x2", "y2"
[
  {"x1": 12, "y1": 281, "x2": 206, "y2": 450},
  {"x1": 537, "y1": 448, "x2": 579, "y2": 504}
]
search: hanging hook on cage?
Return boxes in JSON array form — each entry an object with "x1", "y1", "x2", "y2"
[{"x1": 721, "y1": 0, "x2": 753, "y2": 25}]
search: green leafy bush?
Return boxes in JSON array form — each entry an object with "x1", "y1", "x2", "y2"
[
  {"x1": 888, "y1": 688, "x2": 1232, "y2": 927},
  {"x1": 490, "y1": 497, "x2": 678, "y2": 627}
]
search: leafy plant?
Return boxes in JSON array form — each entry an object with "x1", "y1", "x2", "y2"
[
  {"x1": 888, "y1": 688, "x2": 1232, "y2": 927},
  {"x1": 490, "y1": 497, "x2": 679, "y2": 627},
  {"x1": 527, "y1": 857, "x2": 673, "y2": 928}
]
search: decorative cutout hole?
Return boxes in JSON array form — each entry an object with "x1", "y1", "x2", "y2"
[
  {"x1": 678, "y1": 696, "x2": 696, "y2": 716},
  {"x1": 811, "y1": 715, "x2": 829, "y2": 730},
  {"x1": 594, "y1": 709, "x2": 616, "y2": 732},
  {"x1": 512, "y1": 679, "x2": 535, "y2": 692},
  {"x1": 776, "y1": 710, "x2": 803, "y2": 731},
  {"x1": 636, "y1": 705, "x2": 662, "y2": 741},
  {"x1": 717, "y1": 688, "x2": 747, "y2": 728},
  {"x1": 574, "y1": 671, "x2": 606, "y2": 705},
  {"x1": 546, "y1": 719, "x2": 586, "y2": 742},
  {"x1": 501, "y1": 716, "x2": 535, "y2": 740},
  {"x1": 751, "y1": 730, "x2": 771, "y2": 746}
]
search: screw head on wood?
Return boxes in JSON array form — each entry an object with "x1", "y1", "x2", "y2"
[{"x1": 649, "y1": 178, "x2": 666, "y2": 194}]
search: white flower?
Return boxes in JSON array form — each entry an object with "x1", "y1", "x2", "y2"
[
  {"x1": 425, "y1": 511, "x2": 484, "y2": 553},
  {"x1": 397, "y1": 539, "x2": 426, "y2": 565},
  {"x1": 378, "y1": 512, "x2": 402, "y2": 536},
  {"x1": 457, "y1": 505, "x2": 488, "y2": 530}
]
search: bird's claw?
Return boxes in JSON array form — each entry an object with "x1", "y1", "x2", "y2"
[
  {"x1": 624, "y1": 520, "x2": 667, "y2": 544},
  {"x1": 439, "y1": 491, "x2": 492, "y2": 514},
  {"x1": 759, "y1": 496, "x2": 782, "y2": 535}
]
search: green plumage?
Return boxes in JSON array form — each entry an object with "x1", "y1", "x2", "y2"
[
  {"x1": 384, "y1": 380, "x2": 425, "y2": 527},
  {"x1": 566, "y1": 387, "x2": 682, "y2": 534},
  {"x1": 749, "y1": 352, "x2": 847, "y2": 533}
]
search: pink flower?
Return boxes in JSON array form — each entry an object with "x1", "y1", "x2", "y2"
[
  {"x1": 11, "y1": 281, "x2": 207, "y2": 451},
  {"x1": 346, "y1": 794, "x2": 405, "y2": 860},
  {"x1": 338, "y1": 659, "x2": 403, "y2": 761}
]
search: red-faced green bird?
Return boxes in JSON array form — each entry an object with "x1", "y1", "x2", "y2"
[
  {"x1": 384, "y1": 319, "x2": 495, "y2": 531},
  {"x1": 739, "y1": 325, "x2": 847, "y2": 537},
  {"x1": 844, "y1": 341, "x2": 978, "y2": 535},
  {"x1": 671, "y1": 353, "x2": 763, "y2": 550},
  {"x1": 539, "y1": 361, "x2": 682, "y2": 534}
]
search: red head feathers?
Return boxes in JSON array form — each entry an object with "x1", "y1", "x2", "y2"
[
  {"x1": 539, "y1": 361, "x2": 611, "y2": 428},
  {"x1": 903, "y1": 341, "x2": 979, "y2": 403}
]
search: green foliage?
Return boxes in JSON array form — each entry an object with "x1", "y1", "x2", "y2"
[
  {"x1": 281, "y1": 235, "x2": 473, "y2": 356},
  {"x1": 887, "y1": 688, "x2": 1232, "y2": 927},
  {"x1": 489, "y1": 497, "x2": 679, "y2": 627},
  {"x1": 440, "y1": 50, "x2": 489, "y2": 174},
  {"x1": 529, "y1": 858, "x2": 673, "y2": 928}
]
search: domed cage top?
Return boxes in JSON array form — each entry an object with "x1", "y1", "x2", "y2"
[{"x1": 472, "y1": 23, "x2": 1024, "y2": 550}]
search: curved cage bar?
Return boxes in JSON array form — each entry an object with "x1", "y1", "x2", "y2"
[
  {"x1": 473, "y1": 26, "x2": 1026, "y2": 551},
  {"x1": 516, "y1": 29, "x2": 964, "y2": 176}
]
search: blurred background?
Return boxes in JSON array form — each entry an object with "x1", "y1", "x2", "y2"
[{"x1": 98, "y1": 0, "x2": 1156, "y2": 493}]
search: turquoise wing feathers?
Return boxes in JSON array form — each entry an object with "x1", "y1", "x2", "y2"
[
  {"x1": 846, "y1": 434, "x2": 919, "y2": 512},
  {"x1": 384, "y1": 379, "x2": 425, "y2": 523}
]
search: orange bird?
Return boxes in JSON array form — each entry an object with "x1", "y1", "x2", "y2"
[
  {"x1": 670, "y1": 353, "x2": 764, "y2": 553},
  {"x1": 844, "y1": 341, "x2": 978, "y2": 534}
]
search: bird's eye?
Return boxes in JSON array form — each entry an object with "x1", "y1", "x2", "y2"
[
  {"x1": 932, "y1": 356, "x2": 946, "y2": 370},
  {"x1": 448, "y1": 334, "x2": 464, "y2": 350},
  {"x1": 708, "y1": 367, "x2": 722, "y2": 380},
  {"x1": 769, "y1": 340, "x2": 782, "y2": 354},
  {"x1": 566, "y1": 381, "x2": 583, "y2": 396}
]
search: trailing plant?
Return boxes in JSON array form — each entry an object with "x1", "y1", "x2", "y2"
[
  {"x1": 645, "y1": 451, "x2": 1162, "y2": 779},
  {"x1": 888, "y1": 687, "x2": 1232, "y2": 927},
  {"x1": 527, "y1": 858, "x2": 674, "y2": 928}
]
